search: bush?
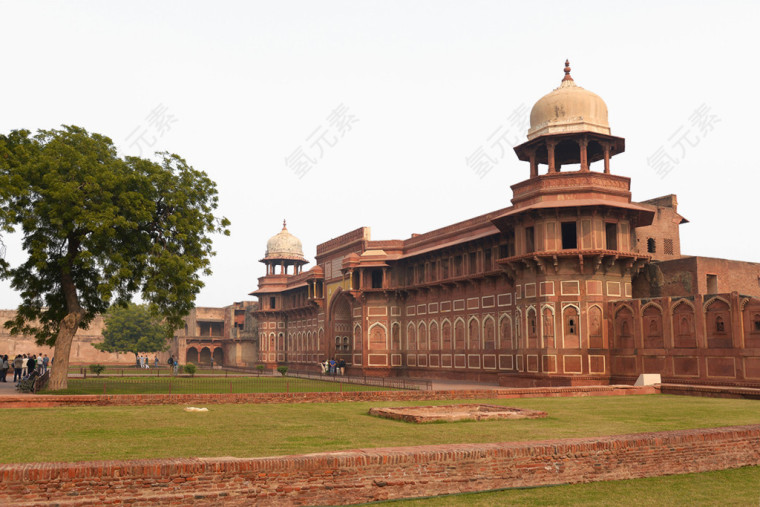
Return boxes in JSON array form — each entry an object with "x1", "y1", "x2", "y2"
[
  {"x1": 89, "y1": 364, "x2": 106, "y2": 377},
  {"x1": 255, "y1": 364, "x2": 265, "y2": 376},
  {"x1": 184, "y1": 363, "x2": 197, "y2": 376},
  {"x1": 276, "y1": 365, "x2": 288, "y2": 376}
]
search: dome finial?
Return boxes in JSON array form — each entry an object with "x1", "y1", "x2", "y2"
[
  {"x1": 282, "y1": 219, "x2": 287, "y2": 230},
  {"x1": 562, "y1": 59, "x2": 573, "y2": 82}
]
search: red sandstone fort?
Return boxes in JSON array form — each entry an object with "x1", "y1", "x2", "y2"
[{"x1": 4, "y1": 62, "x2": 760, "y2": 387}]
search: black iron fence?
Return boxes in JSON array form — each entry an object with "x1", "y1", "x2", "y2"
[
  {"x1": 284, "y1": 369, "x2": 432, "y2": 391},
  {"x1": 47, "y1": 372, "x2": 430, "y2": 395}
]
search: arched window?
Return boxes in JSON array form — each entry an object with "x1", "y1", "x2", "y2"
[
  {"x1": 441, "y1": 321, "x2": 452, "y2": 350},
  {"x1": 716, "y1": 316, "x2": 725, "y2": 333},
  {"x1": 647, "y1": 238, "x2": 656, "y2": 253}
]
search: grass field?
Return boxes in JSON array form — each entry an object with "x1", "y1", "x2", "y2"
[
  {"x1": 67, "y1": 366, "x2": 247, "y2": 376},
  {"x1": 40, "y1": 375, "x2": 389, "y2": 394},
  {"x1": 3, "y1": 395, "x2": 760, "y2": 464},
  {"x1": 388, "y1": 466, "x2": 760, "y2": 506}
]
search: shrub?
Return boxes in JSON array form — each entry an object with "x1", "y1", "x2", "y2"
[
  {"x1": 184, "y1": 363, "x2": 197, "y2": 377},
  {"x1": 276, "y1": 365, "x2": 288, "y2": 376},
  {"x1": 89, "y1": 364, "x2": 106, "y2": 377},
  {"x1": 255, "y1": 364, "x2": 265, "y2": 376}
]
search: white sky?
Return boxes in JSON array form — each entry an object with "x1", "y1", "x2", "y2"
[{"x1": 1, "y1": 0, "x2": 758, "y2": 309}]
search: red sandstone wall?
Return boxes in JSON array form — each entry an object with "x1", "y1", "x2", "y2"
[
  {"x1": 640, "y1": 257, "x2": 760, "y2": 299},
  {"x1": 608, "y1": 293, "x2": 760, "y2": 386},
  {"x1": 633, "y1": 194, "x2": 684, "y2": 262},
  {"x1": 1, "y1": 424, "x2": 758, "y2": 505},
  {"x1": 0, "y1": 311, "x2": 136, "y2": 365}
]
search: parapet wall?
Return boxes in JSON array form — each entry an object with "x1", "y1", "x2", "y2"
[{"x1": 2, "y1": 424, "x2": 758, "y2": 505}]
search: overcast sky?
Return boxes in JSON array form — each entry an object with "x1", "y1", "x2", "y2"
[{"x1": 1, "y1": 1, "x2": 758, "y2": 309}]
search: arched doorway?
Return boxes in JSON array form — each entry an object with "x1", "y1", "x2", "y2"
[
  {"x1": 213, "y1": 347, "x2": 224, "y2": 366},
  {"x1": 186, "y1": 347, "x2": 198, "y2": 364},
  {"x1": 200, "y1": 347, "x2": 212, "y2": 365}
]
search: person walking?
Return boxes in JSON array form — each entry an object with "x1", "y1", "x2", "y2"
[
  {"x1": 154, "y1": 355, "x2": 159, "y2": 368},
  {"x1": 339, "y1": 358, "x2": 346, "y2": 376},
  {"x1": 21, "y1": 354, "x2": 28, "y2": 376},
  {"x1": 42, "y1": 354, "x2": 49, "y2": 373}
]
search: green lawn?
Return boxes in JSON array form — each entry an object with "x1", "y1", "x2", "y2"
[
  {"x1": 67, "y1": 366, "x2": 248, "y2": 376},
  {"x1": 41, "y1": 376, "x2": 387, "y2": 395},
  {"x1": 386, "y1": 466, "x2": 760, "y2": 506},
  {"x1": 2, "y1": 395, "x2": 760, "y2": 464}
]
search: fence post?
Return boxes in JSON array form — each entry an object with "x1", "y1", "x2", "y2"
[
  {"x1": 286, "y1": 381, "x2": 289, "y2": 393},
  {"x1": 230, "y1": 382, "x2": 232, "y2": 394},
  {"x1": 103, "y1": 382, "x2": 106, "y2": 395},
  {"x1": 169, "y1": 382, "x2": 172, "y2": 395},
  {"x1": 340, "y1": 381, "x2": 342, "y2": 393}
]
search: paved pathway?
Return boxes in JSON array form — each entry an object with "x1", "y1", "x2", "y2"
[{"x1": 0, "y1": 377, "x2": 22, "y2": 394}]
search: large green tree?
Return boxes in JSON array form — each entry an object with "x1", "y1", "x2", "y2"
[
  {"x1": 0, "y1": 126, "x2": 229, "y2": 389},
  {"x1": 96, "y1": 303, "x2": 169, "y2": 359}
]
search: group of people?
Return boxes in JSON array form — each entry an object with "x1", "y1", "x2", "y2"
[
  {"x1": 135, "y1": 355, "x2": 159, "y2": 369},
  {"x1": 167, "y1": 355, "x2": 179, "y2": 374},
  {"x1": 321, "y1": 358, "x2": 346, "y2": 376},
  {"x1": 0, "y1": 353, "x2": 51, "y2": 383}
]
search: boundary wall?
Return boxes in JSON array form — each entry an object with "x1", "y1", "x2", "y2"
[{"x1": 1, "y1": 425, "x2": 759, "y2": 505}]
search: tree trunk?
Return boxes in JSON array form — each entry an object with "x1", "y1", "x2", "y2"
[
  {"x1": 49, "y1": 248, "x2": 85, "y2": 391},
  {"x1": 48, "y1": 311, "x2": 84, "y2": 390}
]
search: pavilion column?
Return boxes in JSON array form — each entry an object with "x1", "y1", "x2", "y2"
[
  {"x1": 547, "y1": 140, "x2": 557, "y2": 173},
  {"x1": 529, "y1": 149, "x2": 538, "y2": 178},
  {"x1": 359, "y1": 269, "x2": 365, "y2": 290},
  {"x1": 603, "y1": 143, "x2": 611, "y2": 174},
  {"x1": 580, "y1": 137, "x2": 589, "y2": 172}
]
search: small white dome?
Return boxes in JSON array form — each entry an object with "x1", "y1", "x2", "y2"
[{"x1": 264, "y1": 220, "x2": 306, "y2": 262}]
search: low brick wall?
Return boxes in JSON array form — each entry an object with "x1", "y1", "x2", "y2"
[
  {"x1": 660, "y1": 383, "x2": 760, "y2": 399},
  {"x1": 0, "y1": 385, "x2": 657, "y2": 408},
  {"x1": 1, "y1": 425, "x2": 758, "y2": 506}
]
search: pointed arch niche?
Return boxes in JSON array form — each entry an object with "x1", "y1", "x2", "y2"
[
  {"x1": 642, "y1": 303, "x2": 664, "y2": 349},
  {"x1": 368, "y1": 323, "x2": 386, "y2": 350},
  {"x1": 673, "y1": 300, "x2": 697, "y2": 348},
  {"x1": 705, "y1": 297, "x2": 732, "y2": 348},
  {"x1": 614, "y1": 305, "x2": 634, "y2": 349},
  {"x1": 562, "y1": 305, "x2": 580, "y2": 349},
  {"x1": 587, "y1": 305, "x2": 603, "y2": 349},
  {"x1": 483, "y1": 316, "x2": 496, "y2": 350},
  {"x1": 541, "y1": 306, "x2": 555, "y2": 349},
  {"x1": 430, "y1": 320, "x2": 440, "y2": 351},
  {"x1": 499, "y1": 314, "x2": 514, "y2": 350}
]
